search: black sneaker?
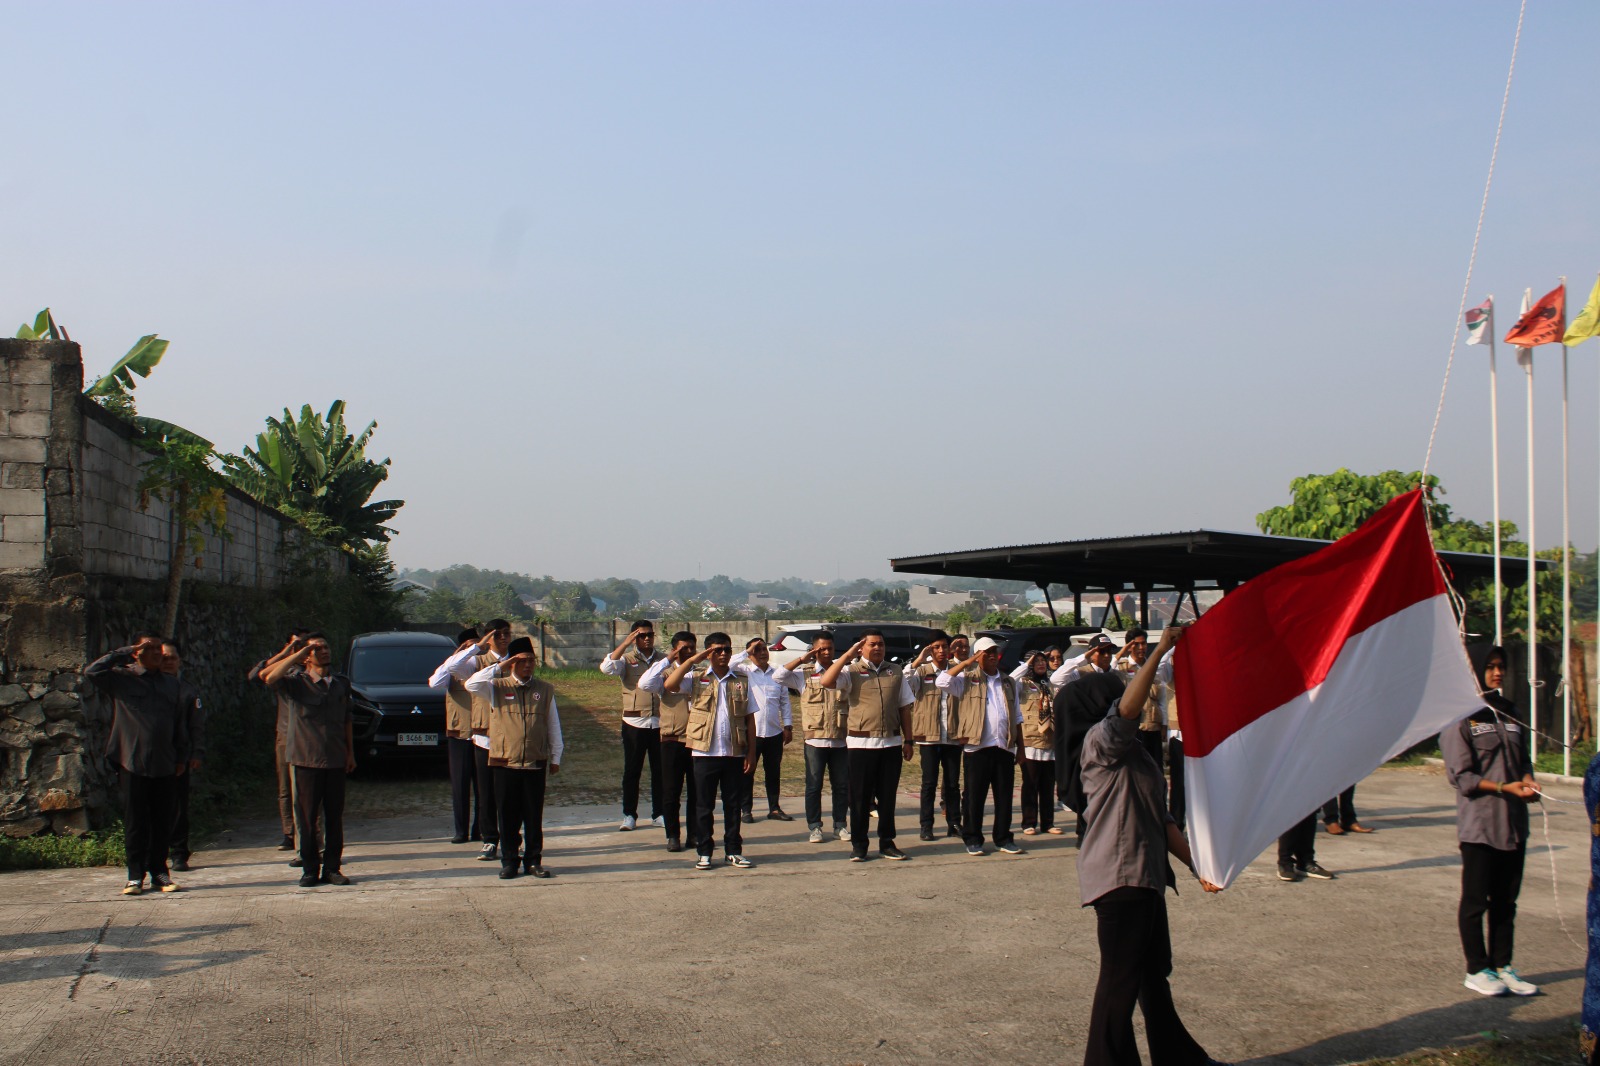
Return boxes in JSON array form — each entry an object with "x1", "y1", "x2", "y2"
[
  {"x1": 298, "y1": 874, "x2": 319, "y2": 888},
  {"x1": 849, "y1": 852, "x2": 868, "y2": 862},
  {"x1": 666, "y1": 838, "x2": 683, "y2": 853},
  {"x1": 1277, "y1": 863, "x2": 1302, "y2": 882},
  {"x1": 1301, "y1": 862, "x2": 1336, "y2": 881},
  {"x1": 880, "y1": 844, "x2": 908, "y2": 861},
  {"x1": 945, "y1": 823, "x2": 962, "y2": 838},
  {"x1": 171, "y1": 856, "x2": 191, "y2": 872},
  {"x1": 740, "y1": 811, "x2": 755, "y2": 824},
  {"x1": 919, "y1": 828, "x2": 936, "y2": 841},
  {"x1": 450, "y1": 835, "x2": 469, "y2": 845},
  {"x1": 289, "y1": 857, "x2": 303, "y2": 868},
  {"x1": 320, "y1": 871, "x2": 351, "y2": 886},
  {"x1": 277, "y1": 836, "x2": 295, "y2": 851},
  {"x1": 766, "y1": 809, "x2": 793, "y2": 822}
]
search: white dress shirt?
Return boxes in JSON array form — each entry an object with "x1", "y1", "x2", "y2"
[
  {"x1": 729, "y1": 652, "x2": 791, "y2": 738},
  {"x1": 600, "y1": 649, "x2": 663, "y2": 729},
  {"x1": 1049, "y1": 652, "x2": 1091, "y2": 689},
  {"x1": 831, "y1": 664, "x2": 915, "y2": 749},
  {"x1": 463, "y1": 662, "x2": 564, "y2": 765},
  {"x1": 936, "y1": 668, "x2": 1023, "y2": 754}
]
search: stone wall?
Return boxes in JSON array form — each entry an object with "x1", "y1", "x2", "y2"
[{"x1": 0, "y1": 338, "x2": 353, "y2": 837}]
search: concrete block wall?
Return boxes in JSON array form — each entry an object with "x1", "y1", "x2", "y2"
[
  {"x1": 0, "y1": 346, "x2": 66, "y2": 572},
  {"x1": 78, "y1": 401, "x2": 341, "y2": 587}
]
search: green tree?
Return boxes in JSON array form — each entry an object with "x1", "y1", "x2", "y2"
[
  {"x1": 944, "y1": 607, "x2": 973, "y2": 635},
  {"x1": 407, "y1": 585, "x2": 468, "y2": 624},
  {"x1": 223, "y1": 400, "x2": 403, "y2": 549},
  {"x1": 979, "y1": 608, "x2": 1049, "y2": 629},
  {"x1": 1257, "y1": 469, "x2": 1580, "y2": 641}
]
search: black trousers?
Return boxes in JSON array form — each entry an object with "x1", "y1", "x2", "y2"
[
  {"x1": 692, "y1": 755, "x2": 745, "y2": 857},
  {"x1": 292, "y1": 765, "x2": 346, "y2": 876},
  {"x1": 1138, "y1": 729, "x2": 1165, "y2": 772},
  {"x1": 847, "y1": 746, "x2": 903, "y2": 853},
  {"x1": 446, "y1": 736, "x2": 478, "y2": 840},
  {"x1": 1085, "y1": 887, "x2": 1211, "y2": 1066},
  {"x1": 804, "y1": 744, "x2": 848, "y2": 830},
  {"x1": 1277, "y1": 811, "x2": 1318, "y2": 868},
  {"x1": 494, "y1": 765, "x2": 548, "y2": 869},
  {"x1": 621, "y1": 722, "x2": 662, "y2": 819},
  {"x1": 919, "y1": 744, "x2": 962, "y2": 831},
  {"x1": 121, "y1": 769, "x2": 176, "y2": 882},
  {"x1": 660, "y1": 739, "x2": 698, "y2": 841},
  {"x1": 1167, "y1": 737, "x2": 1186, "y2": 832},
  {"x1": 472, "y1": 743, "x2": 499, "y2": 844},
  {"x1": 1459, "y1": 841, "x2": 1525, "y2": 973},
  {"x1": 963, "y1": 746, "x2": 1016, "y2": 848},
  {"x1": 1322, "y1": 785, "x2": 1358, "y2": 829},
  {"x1": 1019, "y1": 753, "x2": 1056, "y2": 831},
  {"x1": 742, "y1": 733, "x2": 786, "y2": 814},
  {"x1": 170, "y1": 769, "x2": 192, "y2": 861}
]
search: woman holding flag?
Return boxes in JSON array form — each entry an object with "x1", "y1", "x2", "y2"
[{"x1": 1077, "y1": 625, "x2": 1223, "y2": 1066}]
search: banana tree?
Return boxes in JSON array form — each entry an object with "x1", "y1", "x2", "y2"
[{"x1": 223, "y1": 400, "x2": 403, "y2": 549}]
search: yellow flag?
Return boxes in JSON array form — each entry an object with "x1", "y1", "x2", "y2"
[{"x1": 1565, "y1": 274, "x2": 1600, "y2": 346}]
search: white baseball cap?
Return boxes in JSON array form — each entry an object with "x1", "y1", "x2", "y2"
[{"x1": 972, "y1": 636, "x2": 1001, "y2": 653}]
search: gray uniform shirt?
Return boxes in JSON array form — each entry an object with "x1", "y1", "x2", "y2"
[
  {"x1": 88, "y1": 648, "x2": 190, "y2": 777},
  {"x1": 1439, "y1": 706, "x2": 1532, "y2": 850},
  {"x1": 249, "y1": 658, "x2": 295, "y2": 747},
  {"x1": 1077, "y1": 705, "x2": 1175, "y2": 906},
  {"x1": 271, "y1": 669, "x2": 354, "y2": 769}
]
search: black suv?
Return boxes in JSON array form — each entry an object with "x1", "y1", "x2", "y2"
[
  {"x1": 346, "y1": 631, "x2": 457, "y2": 763},
  {"x1": 976, "y1": 626, "x2": 1103, "y2": 673},
  {"x1": 768, "y1": 623, "x2": 944, "y2": 665}
]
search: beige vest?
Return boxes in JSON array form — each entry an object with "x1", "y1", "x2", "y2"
[
  {"x1": 845, "y1": 662, "x2": 908, "y2": 739},
  {"x1": 618, "y1": 649, "x2": 665, "y2": 715},
  {"x1": 685, "y1": 671, "x2": 750, "y2": 754},
  {"x1": 467, "y1": 650, "x2": 502, "y2": 736},
  {"x1": 444, "y1": 673, "x2": 474, "y2": 739},
  {"x1": 1018, "y1": 675, "x2": 1054, "y2": 750},
  {"x1": 950, "y1": 666, "x2": 1019, "y2": 747},
  {"x1": 798, "y1": 666, "x2": 848, "y2": 741},
  {"x1": 659, "y1": 663, "x2": 699, "y2": 741},
  {"x1": 908, "y1": 663, "x2": 946, "y2": 742},
  {"x1": 486, "y1": 676, "x2": 555, "y2": 769}
]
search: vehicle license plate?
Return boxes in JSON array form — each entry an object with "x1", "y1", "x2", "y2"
[{"x1": 398, "y1": 732, "x2": 438, "y2": 746}]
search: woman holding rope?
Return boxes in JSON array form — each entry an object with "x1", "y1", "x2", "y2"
[{"x1": 1440, "y1": 644, "x2": 1540, "y2": 998}]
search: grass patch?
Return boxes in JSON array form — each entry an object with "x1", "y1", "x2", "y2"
[
  {"x1": 1387, "y1": 746, "x2": 1442, "y2": 768},
  {"x1": 1534, "y1": 740, "x2": 1596, "y2": 777},
  {"x1": 0, "y1": 822, "x2": 126, "y2": 871},
  {"x1": 1364, "y1": 1028, "x2": 1581, "y2": 1066}
]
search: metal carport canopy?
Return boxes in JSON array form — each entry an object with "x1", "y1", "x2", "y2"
[{"x1": 889, "y1": 528, "x2": 1546, "y2": 594}]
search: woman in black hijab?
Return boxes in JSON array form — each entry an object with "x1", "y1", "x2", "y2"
[{"x1": 1439, "y1": 644, "x2": 1540, "y2": 997}]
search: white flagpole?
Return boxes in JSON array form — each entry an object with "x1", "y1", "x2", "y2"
[
  {"x1": 1561, "y1": 300, "x2": 1571, "y2": 777},
  {"x1": 1488, "y1": 306, "x2": 1503, "y2": 646},
  {"x1": 1519, "y1": 285, "x2": 1537, "y2": 755}
]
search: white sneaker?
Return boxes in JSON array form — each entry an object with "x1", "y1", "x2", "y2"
[
  {"x1": 808, "y1": 827, "x2": 824, "y2": 843},
  {"x1": 838, "y1": 827, "x2": 851, "y2": 842},
  {"x1": 651, "y1": 815, "x2": 665, "y2": 828},
  {"x1": 619, "y1": 815, "x2": 636, "y2": 831},
  {"x1": 1464, "y1": 969, "x2": 1508, "y2": 996},
  {"x1": 1496, "y1": 967, "x2": 1538, "y2": 996}
]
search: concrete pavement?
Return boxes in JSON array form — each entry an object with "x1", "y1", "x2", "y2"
[{"x1": 0, "y1": 764, "x2": 1590, "y2": 1065}]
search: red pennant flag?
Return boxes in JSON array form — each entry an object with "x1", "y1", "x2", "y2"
[{"x1": 1503, "y1": 283, "x2": 1566, "y2": 347}]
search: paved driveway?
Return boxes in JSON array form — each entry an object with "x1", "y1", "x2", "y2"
[{"x1": 0, "y1": 765, "x2": 1589, "y2": 1065}]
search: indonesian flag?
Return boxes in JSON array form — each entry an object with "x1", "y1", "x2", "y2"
[
  {"x1": 1503, "y1": 283, "x2": 1566, "y2": 348},
  {"x1": 1173, "y1": 490, "x2": 1482, "y2": 887}
]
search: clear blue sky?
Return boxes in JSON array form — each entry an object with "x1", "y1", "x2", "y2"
[{"x1": 5, "y1": 2, "x2": 1598, "y2": 580}]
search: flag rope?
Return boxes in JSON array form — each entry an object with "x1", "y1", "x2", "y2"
[{"x1": 1420, "y1": 0, "x2": 1528, "y2": 481}]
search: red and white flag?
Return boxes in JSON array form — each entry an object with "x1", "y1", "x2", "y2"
[{"x1": 1173, "y1": 490, "x2": 1482, "y2": 887}]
